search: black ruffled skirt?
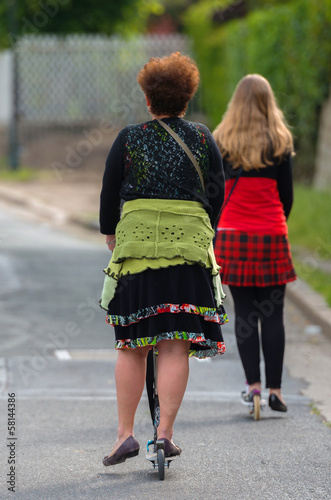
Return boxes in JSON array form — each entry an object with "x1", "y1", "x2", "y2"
[{"x1": 106, "y1": 264, "x2": 227, "y2": 358}]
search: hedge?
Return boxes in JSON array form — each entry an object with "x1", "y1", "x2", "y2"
[{"x1": 184, "y1": 0, "x2": 331, "y2": 182}]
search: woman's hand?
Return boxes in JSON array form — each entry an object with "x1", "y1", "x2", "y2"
[{"x1": 105, "y1": 234, "x2": 116, "y2": 251}]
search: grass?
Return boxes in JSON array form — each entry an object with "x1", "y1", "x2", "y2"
[
  {"x1": 293, "y1": 257, "x2": 331, "y2": 307},
  {"x1": 309, "y1": 403, "x2": 331, "y2": 427},
  {"x1": 288, "y1": 184, "x2": 331, "y2": 306},
  {"x1": 0, "y1": 158, "x2": 37, "y2": 182},
  {"x1": 288, "y1": 184, "x2": 331, "y2": 251}
]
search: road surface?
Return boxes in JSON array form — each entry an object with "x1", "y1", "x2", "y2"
[{"x1": 0, "y1": 204, "x2": 330, "y2": 499}]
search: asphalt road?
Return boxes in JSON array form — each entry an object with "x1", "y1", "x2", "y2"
[{"x1": 0, "y1": 204, "x2": 330, "y2": 500}]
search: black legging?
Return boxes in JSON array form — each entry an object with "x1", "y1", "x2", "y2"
[{"x1": 229, "y1": 285, "x2": 286, "y2": 389}]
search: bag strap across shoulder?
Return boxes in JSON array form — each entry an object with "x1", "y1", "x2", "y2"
[
  {"x1": 156, "y1": 119, "x2": 205, "y2": 192},
  {"x1": 219, "y1": 167, "x2": 243, "y2": 216}
]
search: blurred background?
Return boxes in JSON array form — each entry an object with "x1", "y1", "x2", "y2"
[
  {"x1": 0, "y1": 6, "x2": 330, "y2": 495},
  {"x1": 0, "y1": 0, "x2": 330, "y2": 304}
]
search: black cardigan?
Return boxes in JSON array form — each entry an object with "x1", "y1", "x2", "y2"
[{"x1": 100, "y1": 117, "x2": 225, "y2": 234}]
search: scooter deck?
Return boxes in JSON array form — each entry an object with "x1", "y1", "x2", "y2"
[{"x1": 146, "y1": 452, "x2": 176, "y2": 463}]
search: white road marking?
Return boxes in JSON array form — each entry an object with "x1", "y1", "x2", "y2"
[{"x1": 54, "y1": 350, "x2": 72, "y2": 360}]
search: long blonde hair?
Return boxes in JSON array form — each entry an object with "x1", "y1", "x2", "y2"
[{"x1": 213, "y1": 74, "x2": 294, "y2": 170}]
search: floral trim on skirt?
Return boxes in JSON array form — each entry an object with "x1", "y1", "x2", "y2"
[
  {"x1": 115, "y1": 331, "x2": 226, "y2": 358},
  {"x1": 107, "y1": 302, "x2": 228, "y2": 327}
]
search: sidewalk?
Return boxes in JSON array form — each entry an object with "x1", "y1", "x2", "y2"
[{"x1": 1, "y1": 175, "x2": 331, "y2": 423}]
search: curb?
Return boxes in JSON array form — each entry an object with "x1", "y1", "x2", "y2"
[
  {"x1": 70, "y1": 215, "x2": 100, "y2": 232},
  {"x1": 0, "y1": 184, "x2": 68, "y2": 225},
  {"x1": 1, "y1": 182, "x2": 331, "y2": 342},
  {"x1": 287, "y1": 279, "x2": 331, "y2": 341}
]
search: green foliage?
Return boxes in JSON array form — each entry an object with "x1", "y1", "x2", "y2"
[
  {"x1": 295, "y1": 262, "x2": 331, "y2": 307},
  {"x1": 288, "y1": 183, "x2": 331, "y2": 307},
  {"x1": 288, "y1": 184, "x2": 331, "y2": 251},
  {"x1": 0, "y1": 0, "x2": 163, "y2": 48},
  {"x1": 147, "y1": 0, "x2": 199, "y2": 32},
  {"x1": 184, "y1": 0, "x2": 331, "y2": 181},
  {"x1": 0, "y1": 159, "x2": 36, "y2": 181},
  {"x1": 247, "y1": 0, "x2": 293, "y2": 8}
]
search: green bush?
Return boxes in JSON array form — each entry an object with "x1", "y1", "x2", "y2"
[
  {"x1": 288, "y1": 184, "x2": 331, "y2": 251},
  {"x1": 184, "y1": 0, "x2": 331, "y2": 182},
  {"x1": 288, "y1": 184, "x2": 331, "y2": 306}
]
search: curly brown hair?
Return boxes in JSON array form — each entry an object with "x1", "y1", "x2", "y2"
[{"x1": 137, "y1": 52, "x2": 200, "y2": 117}]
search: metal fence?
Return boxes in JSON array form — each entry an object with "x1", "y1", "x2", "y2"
[{"x1": 9, "y1": 34, "x2": 203, "y2": 172}]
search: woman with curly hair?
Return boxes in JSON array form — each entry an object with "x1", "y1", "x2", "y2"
[
  {"x1": 99, "y1": 52, "x2": 227, "y2": 466},
  {"x1": 213, "y1": 74, "x2": 296, "y2": 414}
]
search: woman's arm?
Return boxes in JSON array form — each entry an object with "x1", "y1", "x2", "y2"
[
  {"x1": 277, "y1": 154, "x2": 294, "y2": 219},
  {"x1": 104, "y1": 234, "x2": 116, "y2": 251},
  {"x1": 99, "y1": 130, "x2": 124, "y2": 235},
  {"x1": 206, "y1": 134, "x2": 225, "y2": 228}
]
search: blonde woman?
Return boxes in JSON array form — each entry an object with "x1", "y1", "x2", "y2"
[{"x1": 213, "y1": 74, "x2": 296, "y2": 413}]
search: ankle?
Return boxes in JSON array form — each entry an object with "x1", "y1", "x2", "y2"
[
  {"x1": 157, "y1": 427, "x2": 173, "y2": 442},
  {"x1": 117, "y1": 428, "x2": 134, "y2": 442},
  {"x1": 269, "y1": 389, "x2": 284, "y2": 401},
  {"x1": 248, "y1": 383, "x2": 261, "y2": 393}
]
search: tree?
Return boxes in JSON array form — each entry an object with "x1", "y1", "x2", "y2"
[
  {"x1": 1, "y1": 0, "x2": 164, "y2": 48},
  {"x1": 147, "y1": 0, "x2": 198, "y2": 33}
]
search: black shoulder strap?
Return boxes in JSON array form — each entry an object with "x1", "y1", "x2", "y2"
[{"x1": 220, "y1": 167, "x2": 243, "y2": 214}]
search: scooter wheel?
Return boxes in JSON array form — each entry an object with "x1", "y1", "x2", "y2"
[
  {"x1": 253, "y1": 394, "x2": 261, "y2": 421},
  {"x1": 157, "y1": 448, "x2": 165, "y2": 480}
]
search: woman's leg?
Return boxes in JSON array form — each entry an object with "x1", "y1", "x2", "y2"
[
  {"x1": 257, "y1": 284, "x2": 286, "y2": 404},
  {"x1": 157, "y1": 339, "x2": 191, "y2": 442},
  {"x1": 108, "y1": 345, "x2": 150, "y2": 454},
  {"x1": 229, "y1": 285, "x2": 261, "y2": 392}
]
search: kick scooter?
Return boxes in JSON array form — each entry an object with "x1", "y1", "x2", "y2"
[
  {"x1": 241, "y1": 384, "x2": 266, "y2": 421},
  {"x1": 145, "y1": 348, "x2": 177, "y2": 480}
]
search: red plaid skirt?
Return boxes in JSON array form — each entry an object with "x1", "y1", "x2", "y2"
[{"x1": 214, "y1": 231, "x2": 296, "y2": 286}]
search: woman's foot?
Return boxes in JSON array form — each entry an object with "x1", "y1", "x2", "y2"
[
  {"x1": 157, "y1": 438, "x2": 182, "y2": 457},
  {"x1": 241, "y1": 382, "x2": 262, "y2": 405},
  {"x1": 269, "y1": 390, "x2": 287, "y2": 412},
  {"x1": 241, "y1": 388, "x2": 261, "y2": 405},
  {"x1": 248, "y1": 382, "x2": 262, "y2": 393},
  {"x1": 102, "y1": 435, "x2": 140, "y2": 466}
]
